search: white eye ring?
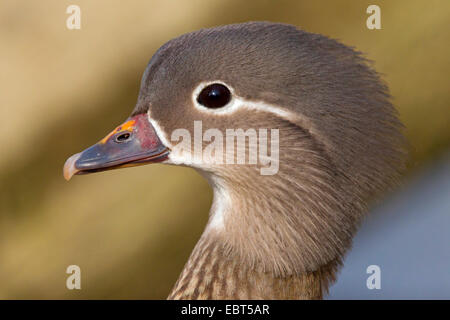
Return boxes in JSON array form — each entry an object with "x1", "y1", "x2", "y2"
[
  {"x1": 192, "y1": 81, "x2": 238, "y2": 114},
  {"x1": 196, "y1": 83, "x2": 232, "y2": 109}
]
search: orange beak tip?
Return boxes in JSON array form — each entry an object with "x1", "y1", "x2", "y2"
[{"x1": 63, "y1": 153, "x2": 82, "y2": 181}]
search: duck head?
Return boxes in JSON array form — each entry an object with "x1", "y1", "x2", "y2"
[{"x1": 64, "y1": 22, "x2": 405, "y2": 280}]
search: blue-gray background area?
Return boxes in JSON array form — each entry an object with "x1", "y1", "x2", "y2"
[{"x1": 327, "y1": 154, "x2": 450, "y2": 299}]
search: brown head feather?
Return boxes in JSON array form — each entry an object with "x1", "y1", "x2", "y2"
[{"x1": 131, "y1": 22, "x2": 406, "y2": 297}]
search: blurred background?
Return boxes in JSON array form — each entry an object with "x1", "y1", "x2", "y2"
[{"x1": 0, "y1": 0, "x2": 449, "y2": 299}]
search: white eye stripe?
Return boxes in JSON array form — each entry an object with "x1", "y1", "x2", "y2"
[
  {"x1": 148, "y1": 81, "x2": 309, "y2": 167},
  {"x1": 192, "y1": 81, "x2": 297, "y2": 122}
]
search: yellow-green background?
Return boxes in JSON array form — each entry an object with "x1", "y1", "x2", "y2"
[{"x1": 0, "y1": 0, "x2": 449, "y2": 298}]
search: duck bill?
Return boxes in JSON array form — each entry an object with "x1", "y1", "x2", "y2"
[{"x1": 63, "y1": 113, "x2": 169, "y2": 181}]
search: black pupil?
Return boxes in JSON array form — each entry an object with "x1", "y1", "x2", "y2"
[{"x1": 197, "y1": 83, "x2": 231, "y2": 109}]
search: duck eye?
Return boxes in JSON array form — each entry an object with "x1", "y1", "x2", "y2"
[{"x1": 197, "y1": 83, "x2": 231, "y2": 109}]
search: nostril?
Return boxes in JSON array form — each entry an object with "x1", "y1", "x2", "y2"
[{"x1": 115, "y1": 132, "x2": 132, "y2": 143}]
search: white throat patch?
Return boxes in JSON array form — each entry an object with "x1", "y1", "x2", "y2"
[{"x1": 145, "y1": 84, "x2": 299, "y2": 229}]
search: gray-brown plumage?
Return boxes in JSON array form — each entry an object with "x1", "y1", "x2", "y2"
[{"x1": 64, "y1": 22, "x2": 406, "y2": 299}]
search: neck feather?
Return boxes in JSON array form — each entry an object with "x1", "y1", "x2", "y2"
[
  {"x1": 168, "y1": 231, "x2": 339, "y2": 299},
  {"x1": 168, "y1": 118, "x2": 358, "y2": 299}
]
